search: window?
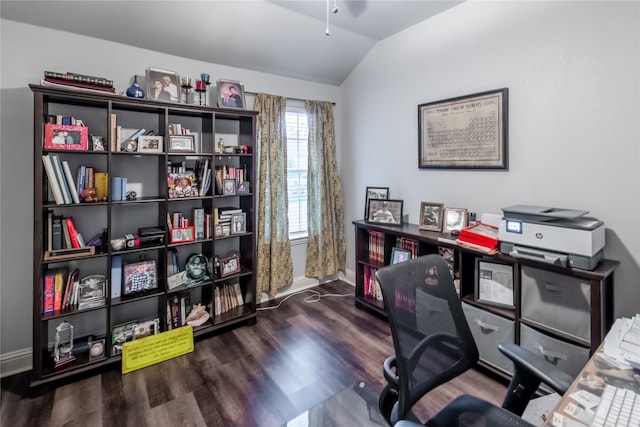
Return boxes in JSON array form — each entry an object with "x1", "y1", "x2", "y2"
[{"x1": 286, "y1": 107, "x2": 308, "y2": 240}]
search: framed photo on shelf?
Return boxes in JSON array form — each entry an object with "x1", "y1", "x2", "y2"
[
  {"x1": 418, "y1": 88, "x2": 508, "y2": 169},
  {"x1": 145, "y1": 67, "x2": 180, "y2": 102},
  {"x1": 44, "y1": 124, "x2": 89, "y2": 151},
  {"x1": 231, "y1": 213, "x2": 246, "y2": 234},
  {"x1": 170, "y1": 226, "x2": 195, "y2": 243},
  {"x1": 168, "y1": 135, "x2": 195, "y2": 153},
  {"x1": 366, "y1": 199, "x2": 403, "y2": 226},
  {"x1": 223, "y1": 179, "x2": 236, "y2": 195},
  {"x1": 475, "y1": 258, "x2": 514, "y2": 309},
  {"x1": 123, "y1": 259, "x2": 158, "y2": 296},
  {"x1": 220, "y1": 254, "x2": 241, "y2": 277},
  {"x1": 419, "y1": 202, "x2": 444, "y2": 231},
  {"x1": 216, "y1": 79, "x2": 245, "y2": 109},
  {"x1": 237, "y1": 181, "x2": 250, "y2": 195},
  {"x1": 391, "y1": 247, "x2": 412, "y2": 264},
  {"x1": 444, "y1": 207, "x2": 468, "y2": 233},
  {"x1": 364, "y1": 186, "x2": 389, "y2": 219},
  {"x1": 137, "y1": 135, "x2": 163, "y2": 153}
]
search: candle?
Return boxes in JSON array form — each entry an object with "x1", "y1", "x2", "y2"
[
  {"x1": 181, "y1": 77, "x2": 191, "y2": 87},
  {"x1": 196, "y1": 80, "x2": 205, "y2": 90},
  {"x1": 200, "y1": 73, "x2": 210, "y2": 84}
]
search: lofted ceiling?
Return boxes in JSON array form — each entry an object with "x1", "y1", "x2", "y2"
[{"x1": 1, "y1": 0, "x2": 464, "y2": 85}]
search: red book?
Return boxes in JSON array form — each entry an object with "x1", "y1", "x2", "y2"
[
  {"x1": 53, "y1": 270, "x2": 65, "y2": 312},
  {"x1": 458, "y1": 222, "x2": 500, "y2": 250},
  {"x1": 64, "y1": 217, "x2": 81, "y2": 248},
  {"x1": 43, "y1": 274, "x2": 55, "y2": 314}
]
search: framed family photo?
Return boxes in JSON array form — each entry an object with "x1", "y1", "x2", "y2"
[
  {"x1": 216, "y1": 79, "x2": 245, "y2": 109},
  {"x1": 444, "y1": 207, "x2": 468, "y2": 233},
  {"x1": 145, "y1": 67, "x2": 180, "y2": 102},
  {"x1": 137, "y1": 135, "x2": 163, "y2": 153},
  {"x1": 367, "y1": 199, "x2": 403, "y2": 226},
  {"x1": 364, "y1": 186, "x2": 389, "y2": 219},
  {"x1": 123, "y1": 259, "x2": 158, "y2": 296},
  {"x1": 44, "y1": 124, "x2": 89, "y2": 151},
  {"x1": 168, "y1": 134, "x2": 195, "y2": 153},
  {"x1": 391, "y1": 247, "x2": 412, "y2": 264},
  {"x1": 419, "y1": 202, "x2": 444, "y2": 231}
]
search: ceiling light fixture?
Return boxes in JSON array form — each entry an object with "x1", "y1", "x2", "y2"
[{"x1": 325, "y1": 0, "x2": 338, "y2": 36}]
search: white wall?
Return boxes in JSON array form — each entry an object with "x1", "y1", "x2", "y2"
[
  {"x1": 341, "y1": 1, "x2": 639, "y2": 316},
  {"x1": 0, "y1": 19, "x2": 340, "y2": 373}
]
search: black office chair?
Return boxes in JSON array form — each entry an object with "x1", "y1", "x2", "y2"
[{"x1": 375, "y1": 254, "x2": 574, "y2": 427}]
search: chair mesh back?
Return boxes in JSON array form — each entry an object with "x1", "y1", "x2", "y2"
[{"x1": 376, "y1": 254, "x2": 479, "y2": 420}]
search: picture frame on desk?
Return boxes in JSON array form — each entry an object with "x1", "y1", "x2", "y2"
[
  {"x1": 170, "y1": 226, "x2": 195, "y2": 244},
  {"x1": 236, "y1": 182, "x2": 250, "y2": 195},
  {"x1": 137, "y1": 135, "x2": 163, "y2": 153},
  {"x1": 419, "y1": 202, "x2": 444, "y2": 232},
  {"x1": 475, "y1": 258, "x2": 514, "y2": 309},
  {"x1": 366, "y1": 199, "x2": 403, "y2": 226},
  {"x1": 231, "y1": 213, "x2": 246, "y2": 234},
  {"x1": 222, "y1": 179, "x2": 236, "y2": 195},
  {"x1": 364, "y1": 186, "x2": 389, "y2": 219},
  {"x1": 418, "y1": 88, "x2": 508, "y2": 170},
  {"x1": 44, "y1": 124, "x2": 89, "y2": 151},
  {"x1": 168, "y1": 134, "x2": 195, "y2": 153},
  {"x1": 443, "y1": 207, "x2": 468, "y2": 233}
]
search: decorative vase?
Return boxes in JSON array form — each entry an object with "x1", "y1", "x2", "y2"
[{"x1": 126, "y1": 75, "x2": 145, "y2": 98}]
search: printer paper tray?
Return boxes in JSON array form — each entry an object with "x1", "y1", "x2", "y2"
[{"x1": 506, "y1": 245, "x2": 568, "y2": 267}]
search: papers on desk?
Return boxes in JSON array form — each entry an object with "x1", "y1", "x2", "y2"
[{"x1": 603, "y1": 314, "x2": 640, "y2": 368}]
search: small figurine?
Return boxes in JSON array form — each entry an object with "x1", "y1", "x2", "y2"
[
  {"x1": 81, "y1": 187, "x2": 98, "y2": 203},
  {"x1": 91, "y1": 135, "x2": 105, "y2": 151},
  {"x1": 217, "y1": 138, "x2": 224, "y2": 153}
]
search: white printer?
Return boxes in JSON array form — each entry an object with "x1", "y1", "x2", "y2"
[{"x1": 498, "y1": 205, "x2": 604, "y2": 270}]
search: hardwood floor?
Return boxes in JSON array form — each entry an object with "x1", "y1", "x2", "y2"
[{"x1": 1, "y1": 281, "x2": 508, "y2": 427}]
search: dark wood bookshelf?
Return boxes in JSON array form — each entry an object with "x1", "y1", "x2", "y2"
[{"x1": 31, "y1": 84, "x2": 258, "y2": 387}]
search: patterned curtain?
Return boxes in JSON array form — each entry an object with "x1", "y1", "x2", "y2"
[
  {"x1": 254, "y1": 93, "x2": 293, "y2": 298},
  {"x1": 304, "y1": 101, "x2": 346, "y2": 279}
]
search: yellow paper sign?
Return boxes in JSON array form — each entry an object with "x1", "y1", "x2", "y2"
[{"x1": 122, "y1": 325, "x2": 194, "y2": 374}]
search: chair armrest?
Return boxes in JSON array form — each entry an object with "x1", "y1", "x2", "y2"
[
  {"x1": 498, "y1": 342, "x2": 573, "y2": 394},
  {"x1": 394, "y1": 422, "x2": 423, "y2": 427}
]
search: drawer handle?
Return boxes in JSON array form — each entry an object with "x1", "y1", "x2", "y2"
[
  {"x1": 534, "y1": 342, "x2": 568, "y2": 362},
  {"x1": 475, "y1": 319, "x2": 499, "y2": 332},
  {"x1": 543, "y1": 282, "x2": 564, "y2": 293}
]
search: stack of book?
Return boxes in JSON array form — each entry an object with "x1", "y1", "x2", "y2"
[
  {"x1": 44, "y1": 211, "x2": 97, "y2": 261},
  {"x1": 217, "y1": 207, "x2": 243, "y2": 236},
  {"x1": 42, "y1": 269, "x2": 106, "y2": 314},
  {"x1": 368, "y1": 230, "x2": 385, "y2": 263},
  {"x1": 213, "y1": 280, "x2": 245, "y2": 315},
  {"x1": 41, "y1": 71, "x2": 115, "y2": 94}
]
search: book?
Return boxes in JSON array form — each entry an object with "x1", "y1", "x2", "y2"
[
  {"x1": 44, "y1": 71, "x2": 113, "y2": 87},
  {"x1": 64, "y1": 217, "x2": 81, "y2": 248},
  {"x1": 51, "y1": 215, "x2": 63, "y2": 250},
  {"x1": 111, "y1": 255, "x2": 122, "y2": 299},
  {"x1": 193, "y1": 208, "x2": 205, "y2": 239},
  {"x1": 43, "y1": 271, "x2": 55, "y2": 314},
  {"x1": 62, "y1": 160, "x2": 80, "y2": 203},
  {"x1": 60, "y1": 218, "x2": 72, "y2": 249},
  {"x1": 53, "y1": 268, "x2": 66, "y2": 312},
  {"x1": 50, "y1": 154, "x2": 72, "y2": 204},
  {"x1": 46, "y1": 211, "x2": 53, "y2": 252},
  {"x1": 86, "y1": 167, "x2": 95, "y2": 189},
  {"x1": 42, "y1": 155, "x2": 64, "y2": 205},
  {"x1": 42, "y1": 77, "x2": 116, "y2": 93},
  {"x1": 76, "y1": 165, "x2": 86, "y2": 198},
  {"x1": 111, "y1": 177, "x2": 123, "y2": 201},
  {"x1": 95, "y1": 172, "x2": 108, "y2": 200},
  {"x1": 110, "y1": 113, "x2": 117, "y2": 151},
  {"x1": 62, "y1": 268, "x2": 79, "y2": 310}
]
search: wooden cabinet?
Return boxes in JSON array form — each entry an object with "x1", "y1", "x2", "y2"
[
  {"x1": 31, "y1": 84, "x2": 257, "y2": 387},
  {"x1": 353, "y1": 219, "x2": 618, "y2": 377}
]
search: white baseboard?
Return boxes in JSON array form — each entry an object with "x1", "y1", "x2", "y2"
[
  {"x1": 1, "y1": 348, "x2": 32, "y2": 378},
  {"x1": 260, "y1": 270, "x2": 355, "y2": 303}
]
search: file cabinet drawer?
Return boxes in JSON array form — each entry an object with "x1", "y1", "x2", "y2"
[
  {"x1": 520, "y1": 324, "x2": 589, "y2": 380},
  {"x1": 463, "y1": 302, "x2": 515, "y2": 374},
  {"x1": 521, "y1": 265, "x2": 591, "y2": 342}
]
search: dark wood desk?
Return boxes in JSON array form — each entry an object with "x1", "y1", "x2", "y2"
[{"x1": 542, "y1": 342, "x2": 640, "y2": 426}]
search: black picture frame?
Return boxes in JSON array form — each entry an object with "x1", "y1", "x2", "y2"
[
  {"x1": 391, "y1": 247, "x2": 412, "y2": 264},
  {"x1": 418, "y1": 88, "x2": 508, "y2": 170},
  {"x1": 364, "y1": 186, "x2": 389, "y2": 219},
  {"x1": 366, "y1": 199, "x2": 403, "y2": 226},
  {"x1": 123, "y1": 259, "x2": 158, "y2": 296}
]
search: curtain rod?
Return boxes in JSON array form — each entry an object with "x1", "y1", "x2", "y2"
[{"x1": 244, "y1": 90, "x2": 335, "y2": 105}]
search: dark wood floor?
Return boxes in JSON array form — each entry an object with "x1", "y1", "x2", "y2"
[{"x1": 1, "y1": 281, "x2": 508, "y2": 427}]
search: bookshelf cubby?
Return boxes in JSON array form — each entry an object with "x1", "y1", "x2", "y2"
[
  {"x1": 31, "y1": 84, "x2": 257, "y2": 387},
  {"x1": 353, "y1": 219, "x2": 618, "y2": 380}
]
